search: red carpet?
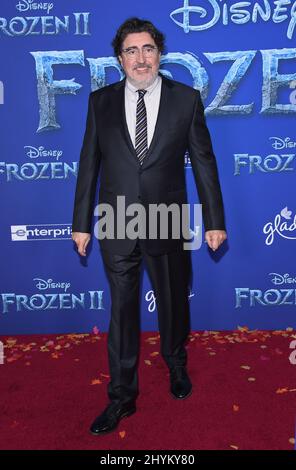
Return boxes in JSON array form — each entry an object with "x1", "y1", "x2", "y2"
[{"x1": 1, "y1": 328, "x2": 296, "y2": 450}]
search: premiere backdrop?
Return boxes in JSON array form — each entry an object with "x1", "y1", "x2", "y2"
[{"x1": 1, "y1": 0, "x2": 296, "y2": 334}]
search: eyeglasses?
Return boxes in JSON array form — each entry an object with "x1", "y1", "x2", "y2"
[{"x1": 121, "y1": 45, "x2": 158, "y2": 59}]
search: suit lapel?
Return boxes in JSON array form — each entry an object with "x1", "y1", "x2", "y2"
[
  {"x1": 143, "y1": 74, "x2": 172, "y2": 167},
  {"x1": 114, "y1": 73, "x2": 173, "y2": 167},
  {"x1": 112, "y1": 77, "x2": 135, "y2": 162}
]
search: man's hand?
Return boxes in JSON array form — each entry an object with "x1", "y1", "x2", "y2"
[
  {"x1": 72, "y1": 232, "x2": 91, "y2": 257},
  {"x1": 205, "y1": 230, "x2": 227, "y2": 251}
]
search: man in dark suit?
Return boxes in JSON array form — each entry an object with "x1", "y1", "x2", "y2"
[{"x1": 72, "y1": 17, "x2": 227, "y2": 435}]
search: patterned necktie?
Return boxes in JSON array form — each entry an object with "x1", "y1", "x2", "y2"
[{"x1": 135, "y1": 89, "x2": 148, "y2": 165}]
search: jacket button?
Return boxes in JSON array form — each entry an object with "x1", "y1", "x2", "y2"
[{"x1": 138, "y1": 195, "x2": 142, "y2": 200}]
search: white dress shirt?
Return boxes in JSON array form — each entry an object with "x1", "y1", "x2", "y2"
[{"x1": 124, "y1": 74, "x2": 162, "y2": 149}]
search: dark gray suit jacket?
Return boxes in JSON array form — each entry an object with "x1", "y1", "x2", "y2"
[{"x1": 72, "y1": 73, "x2": 226, "y2": 255}]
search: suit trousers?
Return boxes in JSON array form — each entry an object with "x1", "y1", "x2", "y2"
[{"x1": 100, "y1": 239, "x2": 192, "y2": 405}]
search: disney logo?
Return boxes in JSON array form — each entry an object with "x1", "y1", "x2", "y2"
[
  {"x1": 34, "y1": 278, "x2": 70, "y2": 292},
  {"x1": 269, "y1": 273, "x2": 296, "y2": 285},
  {"x1": 16, "y1": 0, "x2": 53, "y2": 14},
  {"x1": 170, "y1": 0, "x2": 220, "y2": 33},
  {"x1": 269, "y1": 137, "x2": 296, "y2": 150},
  {"x1": 24, "y1": 146, "x2": 62, "y2": 160},
  {"x1": 170, "y1": 0, "x2": 296, "y2": 40},
  {"x1": 263, "y1": 207, "x2": 296, "y2": 246}
]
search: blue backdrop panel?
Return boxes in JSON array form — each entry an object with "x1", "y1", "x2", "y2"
[{"x1": 1, "y1": 0, "x2": 296, "y2": 334}]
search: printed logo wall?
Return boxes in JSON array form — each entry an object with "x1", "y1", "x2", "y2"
[{"x1": 0, "y1": 0, "x2": 296, "y2": 334}]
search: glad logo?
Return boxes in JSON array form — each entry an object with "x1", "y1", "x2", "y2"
[{"x1": 263, "y1": 207, "x2": 296, "y2": 245}]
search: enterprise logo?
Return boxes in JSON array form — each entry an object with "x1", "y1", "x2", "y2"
[{"x1": 11, "y1": 224, "x2": 72, "y2": 241}]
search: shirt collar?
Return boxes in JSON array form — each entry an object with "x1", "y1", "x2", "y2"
[{"x1": 125, "y1": 74, "x2": 161, "y2": 96}]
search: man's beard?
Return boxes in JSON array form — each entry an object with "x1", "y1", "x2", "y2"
[{"x1": 126, "y1": 67, "x2": 159, "y2": 89}]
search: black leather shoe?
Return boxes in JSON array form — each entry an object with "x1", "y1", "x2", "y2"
[
  {"x1": 170, "y1": 366, "x2": 192, "y2": 399},
  {"x1": 89, "y1": 401, "x2": 136, "y2": 435}
]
